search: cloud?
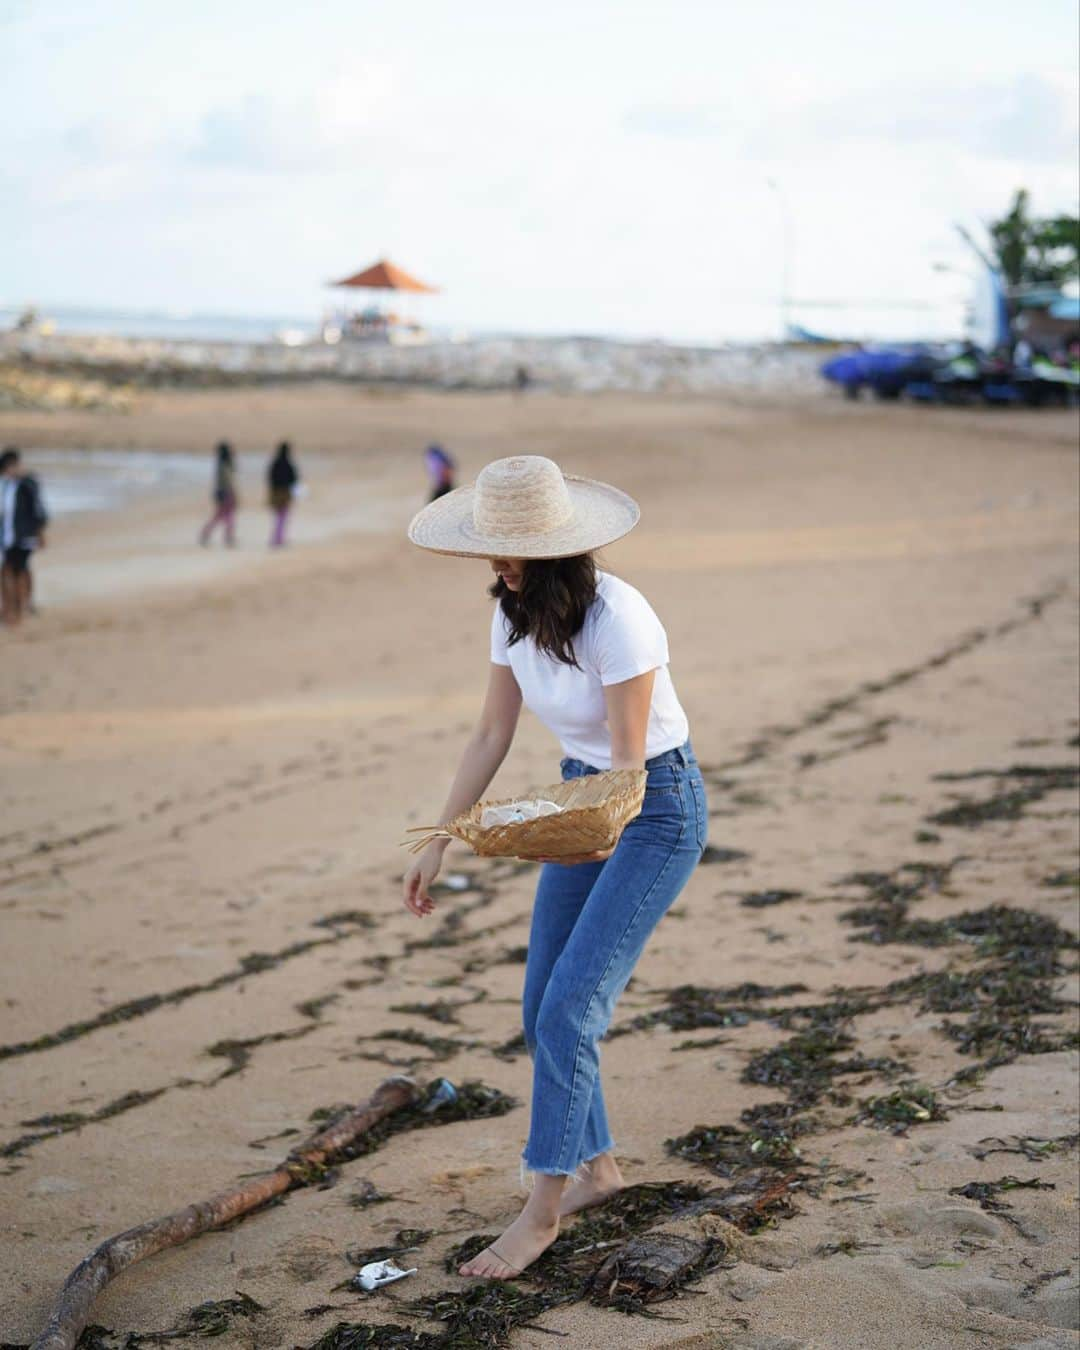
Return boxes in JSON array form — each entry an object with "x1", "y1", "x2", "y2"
[
  {"x1": 622, "y1": 103, "x2": 729, "y2": 139},
  {"x1": 799, "y1": 72, "x2": 1078, "y2": 164},
  {"x1": 623, "y1": 72, "x2": 1078, "y2": 168},
  {"x1": 186, "y1": 67, "x2": 402, "y2": 173}
]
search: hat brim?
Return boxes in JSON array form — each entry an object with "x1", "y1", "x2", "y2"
[{"x1": 407, "y1": 474, "x2": 640, "y2": 559}]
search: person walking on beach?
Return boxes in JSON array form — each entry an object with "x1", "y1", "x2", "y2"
[
  {"x1": 424, "y1": 443, "x2": 456, "y2": 502},
  {"x1": 401, "y1": 455, "x2": 707, "y2": 1280},
  {"x1": 199, "y1": 442, "x2": 238, "y2": 547},
  {"x1": 267, "y1": 441, "x2": 299, "y2": 548},
  {"x1": 1, "y1": 447, "x2": 48, "y2": 627}
]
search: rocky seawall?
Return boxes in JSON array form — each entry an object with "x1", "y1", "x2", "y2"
[{"x1": 0, "y1": 330, "x2": 828, "y2": 402}]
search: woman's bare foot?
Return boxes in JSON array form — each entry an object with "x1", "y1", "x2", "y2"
[
  {"x1": 559, "y1": 1155, "x2": 625, "y2": 1217},
  {"x1": 458, "y1": 1208, "x2": 560, "y2": 1279}
]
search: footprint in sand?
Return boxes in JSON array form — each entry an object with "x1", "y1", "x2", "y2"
[{"x1": 877, "y1": 1199, "x2": 1005, "y2": 1240}]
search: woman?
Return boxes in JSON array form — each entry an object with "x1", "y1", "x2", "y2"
[
  {"x1": 402, "y1": 455, "x2": 707, "y2": 1280},
  {"x1": 267, "y1": 441, "x2": 299, "y2": 548},
  {"x1": 199, "y1": 442, "x2": 238, "y2": 548}
]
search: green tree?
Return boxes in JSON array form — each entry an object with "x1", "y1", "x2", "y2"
[{"x1": 988, "y1": 189, "x2": 1079, "y2": 288}]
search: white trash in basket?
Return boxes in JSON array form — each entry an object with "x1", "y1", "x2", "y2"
[{"x1": 480, "y1": 799, "x2": 563, "y2": 829}]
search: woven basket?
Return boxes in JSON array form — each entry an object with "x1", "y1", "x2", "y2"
[{"x1": 403, "y1": 768, "x2": 647, "y2": 860}]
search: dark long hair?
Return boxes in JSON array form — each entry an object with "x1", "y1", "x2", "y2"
[{"x1": 489, "y1": 554, "x2": 598, "y2": 667}]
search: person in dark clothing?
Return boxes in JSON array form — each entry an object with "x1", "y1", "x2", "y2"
[
  {"x1": 0, "y1": 447, "x2": 48, "y2": 626},
  {"x1": 267, "y1": 441, "x2": 299, "y2": 548},
  {"x1": 199, "y1": 442, "x2": 239, "y2": 547}
]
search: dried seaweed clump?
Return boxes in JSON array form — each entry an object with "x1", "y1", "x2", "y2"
[{"x1": 849, "y1": 1082, "x2": 947, "y2": 1133}]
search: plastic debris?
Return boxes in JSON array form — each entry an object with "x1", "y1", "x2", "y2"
[
  {"x1": 480, "y1": 799, "x2": 562, "y2": 828},
  {"x1": 353, "y1": 1259, "x2": 418, "y2": 1292},
  {"x1": 421, "y1": 1078, "x2": 459, "y2": 1114}
]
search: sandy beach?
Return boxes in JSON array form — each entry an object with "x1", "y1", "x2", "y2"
[{"x1": 1, "y1": 383, "x2": 1078, "y2": 1349}]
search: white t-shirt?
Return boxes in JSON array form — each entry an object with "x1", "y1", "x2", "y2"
[
  {"x1": 1, "y1": 480, "x2": 16, "y2": 549},
  {"x1": 490, "y1": 571, "x2": 690, "y2": 769}
]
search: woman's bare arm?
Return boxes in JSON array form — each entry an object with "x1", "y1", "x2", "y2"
[
  {"x1": 536, "y1": 668, "x2": 656, "y2": 866},
  {"x1": 605, "y1": 668, "x2": 654, "y2": 770},
  {"x1": 402, "y1": 663, "x2": 522, "y2": 916},
  {"x1": 433, "y1": 662, "x2": 523, "y2": 827}
]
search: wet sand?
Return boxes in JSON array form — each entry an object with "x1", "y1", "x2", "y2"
[{"x1": 1, "y1": 384, "x2": 1078, "y2": 1349}]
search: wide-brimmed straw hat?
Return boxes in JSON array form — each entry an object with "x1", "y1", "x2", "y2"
[{"x1": 407, "y1": 455, "x2": 640, "y2": 559}]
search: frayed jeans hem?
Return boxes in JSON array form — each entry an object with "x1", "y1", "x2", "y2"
[{"x1": 520, "y1": 1141, "x2": 615, "y2": 1187}]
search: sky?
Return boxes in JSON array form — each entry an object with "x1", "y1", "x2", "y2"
[{"x1": 3, "y1": 0, "x2": 1078, "y2": 342}]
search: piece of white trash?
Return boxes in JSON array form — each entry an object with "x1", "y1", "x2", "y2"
[
  {"x1": 481, "y1": 799, "x2": 562, "y2": 828},
  {"x1": 355, "y1": 1259, "x2": 418, "y2": 1291}
]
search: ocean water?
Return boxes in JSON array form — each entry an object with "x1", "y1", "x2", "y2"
[
  {"x1": 1, "y1": 300, "x2": 963, "y2": 348},
  {"x1": 0, "y1": 305, "x2": 317, "y2": 345},
  {"x1": 29, "y1": 449, "x2": 232, "y2": 517}
]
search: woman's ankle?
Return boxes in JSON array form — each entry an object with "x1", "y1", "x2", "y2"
[
  {"x1": 583, "y1": 1152, "x2": 621, "y2": 1180},
  {"x1": 524, "y1": 1176, "x2": 566, "y2": 1225}
]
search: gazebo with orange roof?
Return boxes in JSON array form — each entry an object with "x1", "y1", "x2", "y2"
[
  {"x1": 326, "y1": 257, "x2": 439, "y2": 343},
  {"x1": 329, "y1": 258, "x2": 439, "y2": 294}
]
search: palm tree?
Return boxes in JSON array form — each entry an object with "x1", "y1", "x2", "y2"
[{"x1": 988, "y1": 189, "x2": 1079, "y2": 289}]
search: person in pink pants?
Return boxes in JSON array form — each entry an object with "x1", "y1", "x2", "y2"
[{"x1": 199, "y1": 442, "x2": 238, "y2": 547}]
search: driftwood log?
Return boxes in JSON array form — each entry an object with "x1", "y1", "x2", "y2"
[{"x1": 31, "y1": 1074, "x2": 421, "y2": 1350}]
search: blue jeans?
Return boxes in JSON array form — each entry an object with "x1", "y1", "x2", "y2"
[{"x1": 521, "y1": 741, "x2": 708, "y2": 1176}]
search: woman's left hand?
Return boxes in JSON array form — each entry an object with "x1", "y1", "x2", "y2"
[{"x1": 528, "y1": 846, "x2": 615, "y2": 866}]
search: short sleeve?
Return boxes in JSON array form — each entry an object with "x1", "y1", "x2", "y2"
[
  {"x1": 490, "y1": 606, "x2": 512, "y2": 666},
  {"x1": 592, "y1": 586, "x2": 670, "y2": 686}
]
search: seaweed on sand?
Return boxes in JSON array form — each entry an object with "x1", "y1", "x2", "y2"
[
  {"x1": 305, "y1": 1323, "x2": 442, "y2": 1350},
  {"x1": 739, "y1": 890, "x2": 803, "y2": 908},
  {"x1": 442, "y1": 1182, "x2": 719, "y2": 1289},
  {"x1": 665, "y1": 1122, "x2": 803, "y2": 1179},
  {"x1": 699, "y1": 846, "x2": 751, "y2": 865},
  {"x1": 346, "y1": 1229, "x2": 433, "y2": 1267},
  {"x1": 848, "y1": 1083, "x2": 948, "y2": 1133},
  {"x1": 54, "y1": 1296, "x2": 266, "y2": 1349},
  {"x1": 389, "y1": 1001, "x2": 471, "y2": 1026},
  {"x1": 0, "y1": 911, "x2": 378, "y2": 1064},
  {"x1": 610, "y1": 981, "x2": 808, "y2": 1038},
  {"x1": 1042, "y1": 868, "x2": 1080, "y2": 888},
  {"x1": 949, "y1": 1175, "x2": 1056, "y2": 1239},
  {"x1": 831, "y1": 859, "x2": 1079, "y2": 1081},
  {"x1": 348, "y1": 1179, "x2": 392, "y2": 1208},
  {"x1": 408, "y1": 1284, "x2": 576, "y2": 1348},
  {"x1": 2, "y1": 1088, "x2": 168, "y2": 1161},
  {"x1": 207, "y1": 1024, "x2": 316, "y2": 1078},
  {"x1": 940, "y1": 1011, "x2": 1080, "y2": 1063},
  {"x1": 926, "y1": 763, "x2": 1079, "y2": 829},
  {"x1": 836, "y1": 860, "x2": 966, "y2": 946},
  {"x1": 967, "y1": 1132, "x2": 1079, "y2": 1162},
  {"x1": 742, "y1": 1029, "x2": 909, "y2": 1110},
  {"x1": 415, "y1": 1186, "x2": 738, "y2": 1340},
  {"x1": 358, "y1": 1029, "x2": 470, "y2": 1065},
  {"x1": 490, "y1": 1031, "x2": 526, "y2": 1060}
]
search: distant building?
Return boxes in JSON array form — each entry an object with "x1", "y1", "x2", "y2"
[{"x1": 1010, "y1": 287, "x2": 1080, "y2": 348}]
